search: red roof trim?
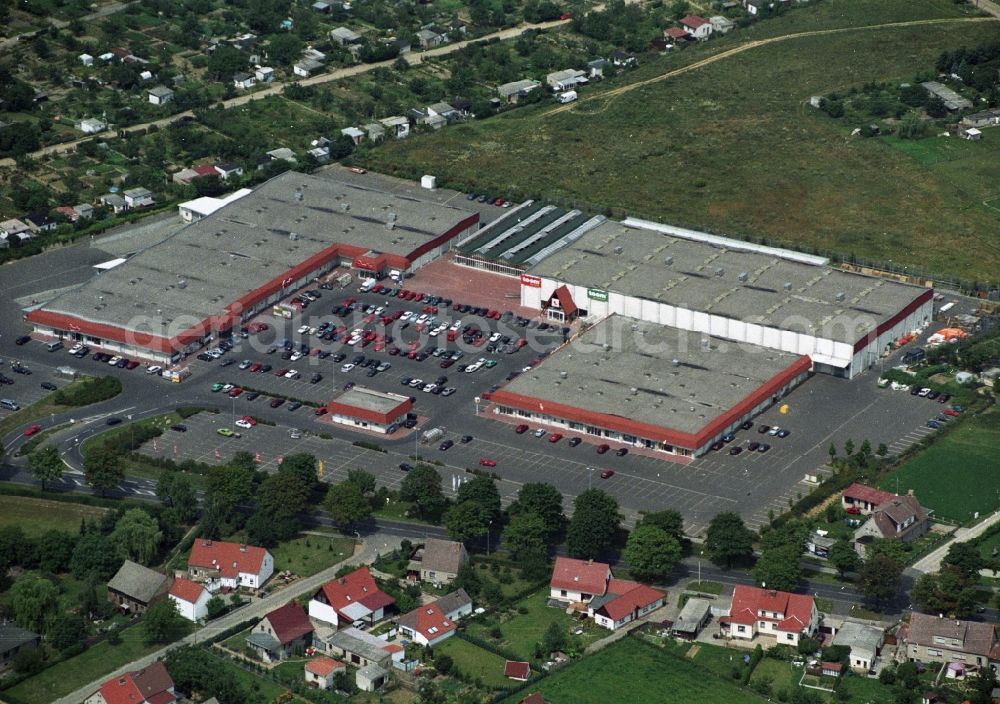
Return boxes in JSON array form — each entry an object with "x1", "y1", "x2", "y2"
[
  {"x1": 324, "y1": 395, "x2": 411, "y2": 425},
  {"x1": 853, "y1": 288, "x2": 932, "y2": 353},
  {"x1": 493, "y1": 355, "x2": 810, "y2": 451}
]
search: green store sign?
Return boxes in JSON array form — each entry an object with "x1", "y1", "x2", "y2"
[{"x1": 587, "y1": 288, "x2": 608, "y2": 302}]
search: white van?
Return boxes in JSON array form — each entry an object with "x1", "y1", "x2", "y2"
[
  {"x1": 557, "y1": 90, "x2": 577, "y2": 104},
  {"x1": 0, "y1": 399, "x2": 21, "y2": 411},
  {"x1": 359, "y1": 278, "x2": 377, "y2": 293},
  {"x1": 46, "y1": 340, "x2": 64, "y2": 352}
]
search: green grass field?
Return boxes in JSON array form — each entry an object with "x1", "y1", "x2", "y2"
[
  {"x1": 269, "y1": 534, "x2": 356, "y2": 578},
  {"x1": 0, "y1": 494, "x2": 107, "y2": 537},
  {"x1": 465, "y1": 589, "x2": 603, "y2": 660},
  {"x1": 362, "y1": 7, "x2": 1000, "y2": 284},
  {"x1": 436, "y1": 636, "x2": 512, "y2": 689},
  {"x1": 504, "y1": 636, "x2": 765, "y2": 704},
  {"x1": 879, "y1": 408, "x2": 1000, "y2": 522},
  {"x1": 750, "y1": 657, "x2": 801, "y2": 696}
]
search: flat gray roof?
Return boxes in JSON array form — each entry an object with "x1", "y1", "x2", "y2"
[
  {"x1": 831, "y1": 621, "x2": 883, "y2": 655},
  {"x1": 674, "y1": 597, "x2": 712, "y2": 633},
  {"x1": 501, "y1": 315, "x2": 804, "y2": 436},
  {"x1": 335, "y1": 386, "x2": 409, "y2": 414},
  {"x1": 39, "y1": 171, "x2": 473, "y2": 336},
  {"x1": 528, "y1": 220, "x2": 926, "y2": 345}
]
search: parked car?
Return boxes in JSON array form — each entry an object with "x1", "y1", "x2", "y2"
[
  {"x1": 600, "y1": 469, "x2": 615, "y2": 479},
  {"x1": 23, "y1": 424, "x2": 42, "y2": 436},
  {"x1": 596, "y1": 444, "x2": 610, "y2": 454},
  {"x1": 479, "y1": 457, "x2": 497, "y2": 467},
  {"x1": 515, "y1": 424, "x2": 529, "y2": 434},
  {"x1": 439, "y1": 440, "x2": 454, "y2": 451},
  {"x1": 615, "y1": 447, "x2": 628, "y2": 457}
]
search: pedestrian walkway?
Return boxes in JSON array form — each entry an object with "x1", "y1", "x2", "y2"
[{"x1": 910, "y1": 510, "x2": 1000, "y2": 574}]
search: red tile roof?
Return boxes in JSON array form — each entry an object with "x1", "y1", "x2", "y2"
[
  {"x1": 550, "y1": 557, "x2": 610, "y2": 596},
  {"x1": 97, "y1": 662, "x2": 174, "y2": 704},
  {"x1": 168, "y1": 578, "x2": 206, "y2": 604},
  {"x1": 193, "y1": 164, "x2": 218, "y2": 177},
  {"x1": 504, "y1": 660, "x2": 531, "y2": 681},
  {"x1": 264, "y1": 601, "x2": 314, "y2": 646},
  {"x1": 548, "y1": 285, "x2": 578, "y2": 316},
  {"x1": 519, "y1": 694, "x2": 546, "y2": 704},
  {"x1": 729, "y1": 586, "x2": 815, "y2": 633},
  {"x1": 821, "y1": 661, "x2": 843, "y2": 674},
  {"x1": 842, "y1": 483, "x2": 894, "y2": 507},
  {"x1": 680, "y1": 15, "x2": 709, "y2": 28},
  {"x1": 397, "y1": 601, "x2": 458, "y2": 642},
  {"x1": 665, "y1": 27, "x2": 690, "y2": 38},
  {"x1": 306, "y1": 656, "x2": 346, "y2": 677},
  {"x1": 596, "y1": 584, "x2": 665, "y2": 623},
  {"x1": 188, "y1": 540, "x2": 268, "y2": 579},
  {"x1": 317, "y1": 566, "x2": 395, "y2": 620}
]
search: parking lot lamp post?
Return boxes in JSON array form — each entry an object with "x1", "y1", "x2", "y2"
[
  {"x1": 698, "y1": 550, "x2": 703, "y2": 585},
  {"x1": 487, "y1": 520, "x2": 493, "y2": 557},
  {"x1": 231, "y1": 396, "x2": 236, "y2": 430},
  {"x1": 587, "y1": 466, "x2": 594, "y2": 490}
]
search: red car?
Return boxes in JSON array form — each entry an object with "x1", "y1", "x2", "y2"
[
  {"x1": 23, "y1": 424, "x2": 42, "y2": 437},
  {"x1": 276, "y1": 368, "x2": 289, "y2": 376},
  {"x1": 481, "y1": 391, "x2": 492, "y2": 400},
  {"x1": 845, "y1": 506, "x2": 861, "y2": 515},
  {"x1": 240, "y1": 415, "x2": 257, "y2": 426},
  {"x1": 249, "y1": 363, "x2": 262, "y2": 372},
  {"x1": 548, "y1": 433, "x2": 563, "y2": 443},
  {"x1": 247, "y1": 322, "x2": 269, "y2": 333},
  {"x1": 600, "y1": 469, "x2": 615, "y2": 479},
  {"x1": 479, "y1": 458, "x2": 497, "y2": 467},
  {"x1": 373, "y1": 341, "x2": 386, "y2": 351},
  {"x1": 388, "y1": 346, "x2": 400, "y2": 356},
  {"x1": 515, "y1": 424, "x2": 529, "y2": 434},
  {"x1": 125, "y1": 360, "x2": 140, "y2": 369},
  {"x1": 596, "y1": 444, "x2": 610, "y2": 454},
  {"x1": 943, "y1": 408, "x2": 960, "y2": 417},
  {"x1": 314, "y1": 407, "x2": 328, "y2": 416},
  {"x1": 227, "y1": 387, "x2": 243, "y2": 397}
]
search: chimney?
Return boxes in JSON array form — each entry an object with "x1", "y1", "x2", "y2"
[{"x1": 240, "y1": 544, "x2": 248, "y2": 552}]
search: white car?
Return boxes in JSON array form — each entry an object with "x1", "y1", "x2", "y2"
[
  {"x1": 238, "y1": 359, "x2": 252, "y2": 369},
  {"x1": 374, "y1": 306, "x2": 385, "y2": 315},
  {"x1": 68, "y1": 343, "x2": 83, "y2": 354},
  {"x1": 290, "y1": 351, "x2": 303, "y2": 361},
  {"x1": 489, "y1": 332, "x2": 502, "y2": 342},
  {"x1": 449, "y1": 321, "x2": 461, "y2": 331},
  {"x1": 429, "y1": 328, "x2": 441, "y2": 337},
  {"x1": 465, "y1": 363, "x2": 482, "y2": 373},
  {"x1": 341, "y1": 363, "x2": 355, "y2": 372},
  {"x1": 235, "y1": 419, "x2": 253, "y2": 429},
  {"x1": 417, "y1": 313, "x2": 428, "y2": 323},
  {"x1": 422, "y1": 383, "x2": 437, "y2": 393},
  {"x1": 400, "y1": 311, "x2": 413, "y2": 321},
  {"x1": 108, "y1": 355, "x2": 123, "y2": 365},
  {"x1": 285, "y1": 369, "x2": 300, "y2": 379},
  {"x1": 408, "y1": 378, "x2": 424, "y2": 388},
  {"x1": 346, "y1": 335, "x2": 361, "y2": 346},
  {"x1": 918, "y1": 387, "x2": 931, "y2": 397},
  {"x1": 221, "y1": 383, "x2": 234, "y2": 392},
  {"x1": 297, "y1": 325, "x2": 310, "y2": 334},
  {"x1": 145, "y1": 365, "x2": 162, "y2": 375}
]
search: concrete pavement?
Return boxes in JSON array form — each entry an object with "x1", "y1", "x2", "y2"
[
  {"x1": 910, "y1": 510, "x2": 1000, "y2": 574},
  {"x1": 50, "y1": 532, "x2": 403, "y2": 704}
]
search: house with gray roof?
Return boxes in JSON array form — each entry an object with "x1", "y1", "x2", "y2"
[
  {"x1": 330, "y1": 27, "x2": 362, "y2": 46},
  {"x1": 921, "y1": 81, "x2": 973, "y2": 111},
  {"x1": 831, "y1": 621, "x2": 884, "y2": 672},
  {"x1": 107, "y1": 560, "x2": 169, "y2": 614},
  {"x1": 498, "y1": 79, "x2": 541, "y2": 104},
  {"x1": 148, "y1": 85, "x2": 174, "y2": 105},
  {"x1": 408, "y1": 538, "x2": 468, "y2": 585},
  {"x1": 0, "y1": 624, "x2": 40, "y2": 669}
]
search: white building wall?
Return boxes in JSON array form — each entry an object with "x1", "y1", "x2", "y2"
[{"x1": 309, "y1": 599, "x2": 340, "y2": 626}]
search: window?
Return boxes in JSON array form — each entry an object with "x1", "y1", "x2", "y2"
[
  {"x1": 560, "y1": 590, "x2": 567, "y2": 597},
  {"x1": 786, "y1": 633, "x2": 794, "y2": 641},
  {"x1": 927, "y1": 649, "x2": 942, "y2": 657},
  {"x1": 737, "y1": 626, "x2": 746, "y2": 633}
]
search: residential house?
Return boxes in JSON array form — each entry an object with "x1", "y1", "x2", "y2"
[
  {"x1": 233, "y1": 72, "x2": 256, "y2": 90},
  {"x1": 588, "y1": 579, "x2": 665, "y2": 631},
  {"x1": 313, "y1": 1, "x2": 331, "y2": 13},
  {"x1": 901, "y1": 613, "x2": 999, "y2": 668},
  {"x1": 854, "y1": 492, "x2": 930, "y2": 558},
  {"x1": 0, "y1": 625, "x2": 40, "y2": 669},
  {"x1": 841, "y1": 483, "x2": 895, "y2": 515},
  {"x1": 821, "y1": 662, "x2": 843, "y2": 677},
  {"x1": 25, "y1": 211, "x2": 57, "y2": 233},
  {"x1": 341, "y1": 126, "x2": 366, "y2": 144},
  {"x1": 356, "y1": 663, "x2": 389, "y2": 692},
  {"x1": 379, "y1": 116, "x2": 410, "y2": 139},
  {"x1": 518, "y1": 694, "x2": 547, "y2": 704},
  {"x1": 214, "y1": 162, "x2": 243, "y2": 180},
  {"x1": 294, "y1": 59, "x2": 325, "y2": 77},
  {"x1": 921, "y1": 81, "x2": 973, "y2": 112},
  {"x1": 407, "y1": 538, "x2": 468, "y2": 585},
  {"x1": 148, "y1": 85, "x2": 174, "y2": 105},
  {"x1": 187, "y1": 539, "x2": 274, "y2": 591},
  {"x1": 84, "y1": 662, "x2": 175, "y2": 704},
  {"x1": 831, "y1": 621, "x2": 884, "y2": 673},
  {"x1": 330, "y1": 27, "x2": 362, "y2": 47},
  {"x1": 449, "y1": 97, "x2": 473, "y2": 118},
  {"x1": 385, "y1": 37, "x2": 410, "y2": 55},
  {"x1": 549, "y1": 556, "x2": 611, "y2": 604},
  {"x1": 265, "y1": 147, "x2": 298, "y2": 164},
  {"x1": 305, "y1": 656, "x2": 346, "y2": 690},
  {"x1": 663, "y1": 27, "x2": 690, "y2": 46},
  {"x1": 55, "y1": 206, "x2": 81, "y2": 222},
  {"x1": 498, "y1": 79, "x2": 542, "y2": 104},
  {"x1": 546, "y1": 69, "x2": 587, "y2": 92},
  {"x1": 308, "y1": 146, "x2": 330, "y2": 162},
  {"x1": 680, "y1": 15, "x2": 713, "y2": 40},
  {"x1": 106, "y1": 560, "x2": 169, "y2": 614},
  {"x1": 504, "y1": 661, "x2": 531, "y2": 681},
  {"x1": 610, "y1": 50, "x2": 636, "y2": 68},
  {"x1": 962, "y1": 128, "x2": 983, "y2": 141},
  {"x1": 302, "y1": 48, "x2": 326, "y2": 63},
  {"x1": 962, "y1": 108, "x2": 1000, "y2": 128},
  {"x1": 80, "y1": 53, "x2": 94, "y2": 66},
  {"x1": 123, "y1": 187, "x2": 154, "y2": 209},
  {"x1": 247, "y1": 601, "x2": 314, "y2": 663},
  {"x1": 169, "y1": 578, "x2": 212, "y2": 622},
  {"x1": 77, "y1": 118, "x2": 106, "y2": 134},
  {"x1": 363, "y1": 123, "x2": 385, "y2": 143},
  {"x1": 100, "y1": 194, "x2": 127, "y2": 214},
  {"x1": 396, "y1": 589, "x2": 472, "y2": 647},
  {"x1": 720, "y1": 585, "x2": 819, "y2": 646},
  {"x1": 426, "y1": 102, "x2": 461, "y2": 124},
  {"x1": 744, "y1": 0, "x2": 772, "y2": 15},
  {"x1": 587, "y1": 58, "x2": 609, "y2": 79},
  {"x1": 406, "y1": 107, "x2": 428, "y2": 126},
  {"x1": 73, "y1": 203, "x2": 95, "y2": 220},
  {"x1": 672, "y1": 597, "x2": 712, "y2": 639},
  {"x1": 416, "y1": 28, "x2": 445, "y2": 48},
  {"x1": 322, "y1": 626, "x2": 402, "y2": 668},
  {"x1": 255, "y1": 66, "x2": 275, "y2": 83},
  {"x1": 0, "y1": 219, "x2": 31, "y2": 245},
  {"x1": 309, "y1": 566, "x2": 394, "y2": 627},
  {"x1": 709, "y1": 15, "x2": 736, "y2": 34}
]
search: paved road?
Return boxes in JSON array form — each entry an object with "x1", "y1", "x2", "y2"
[
  {"x1": 910, "y1": 510, "x2": 1000, "y2": 574},
  {"x1": 50, "y1": 531, "x2": 403, "y2": 704}
]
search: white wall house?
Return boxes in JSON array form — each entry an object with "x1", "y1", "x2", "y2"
[{"x1": 169, "y1": 578, "x2": 212, "y2": 622}]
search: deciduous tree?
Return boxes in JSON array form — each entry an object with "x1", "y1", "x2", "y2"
[
  {"x1": 623, "y1": 524, "x2": 682, "y2": 582},
  {"x1": 324, "y1": 480, "x2": 372, "y2": 528},
  {"x1": 508, "y1": 482, "x2": 566, "y2": 542},
  {"x1": 566, "y1": 489, "x2": 620, "y2": 559},
  {"x1": 143, "y1": 598, "x2": 186, "y2": 644},
  {"x1": 28, "y1": 445, "x2": 64, "y2": 490},
  {"x1": 828, "y1": 539, "x2": 863, "y2": 577},
  {"x1": 399, "y1": 464, "x2": 447, "y2": 521},
  {"x1": 502, "y1": 511, "x2": 548, "y2": 563},
  {"x1": 10, "y1": 573, "x2": 59, "y2": 633},
  {"x1": 856, "y1": 553, "x2": 902, "y2": 606},
  {"x1": 84, "y1": 445, "x2": 124, "y2": 496},
  {"x1": 110, "y1": 509, "x2": 162, "y2": 565},
  {"x1": 704, "y1": 512, "x2": 754, "y2": 568},
  {"x1": 752, "y1": 544, "x2": 802, "y2": 592}
]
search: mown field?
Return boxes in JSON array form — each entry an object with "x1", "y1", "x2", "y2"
[
  {"x1": 362, "y1": 3, "x2": 1000, "y2": 284},
  {"x1": 0, "y1": 494, "x2": 106, "y2": 537},
  {"x1": 880, "y1": 407, "x2": 1000, "y2": 523}
]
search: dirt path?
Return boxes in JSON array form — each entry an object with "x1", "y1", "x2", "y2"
[{"x1": 541, "y1": 16, "x2": 998, "y2": 119}]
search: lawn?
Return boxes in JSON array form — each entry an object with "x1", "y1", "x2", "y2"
[
  {"x1": 750, "y1": 657, "x2": 801, "y2": 696},
  {"x1": 0, "y1": 377, "x2": 108, "y2": 438},
  {"x1": 362, "y1": 14, "x2": 1000, "y2": 284},
  {"x1": 658, "y1": 639, "x2": 755, "y2": 682},
  {"x1": 504, "y1": 636, "x2": 766, "y2": 704},
  {"x1": 269, "y1": 534, "x2": 356, "y2": 578},
  {"x1": 838, "y1": 672, "x2": 895, "y2": 704},
  {"x1": 879, "y1": 407, "x2": 1000, "y2": 522},
  {"x1": 436, "y1": 636, "x2": 512, "y2": 689},
  {"x1": 3, "y1": 623, "x2": 189, "y2": 704},
  {"x1": 0, "y1": 494, "x2": 106, "y2": 537},
  {"x1": 684, "y1": 580, "x2": 723, "y2": 595},
  {"x1": 465, "y1": 589, "x2": 603, "y2": 660},
  {"x1": 200, "y1": 650, "x2": 290, "y2": 702}
]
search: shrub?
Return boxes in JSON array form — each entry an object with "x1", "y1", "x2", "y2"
[{"x1": 53, "y1": 376, "x2": 122, "y2": 406}]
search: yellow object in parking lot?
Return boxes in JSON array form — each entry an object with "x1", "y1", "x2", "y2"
[{"x1": 779, "y1": 404, "x2": 789, "y2": 414}]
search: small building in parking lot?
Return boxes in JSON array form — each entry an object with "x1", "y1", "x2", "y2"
[
  {"x1": 324, "y1": 386, "x2": 412, "y2": 433},
  {"x1": 489, "y1": 314, "x2": 811, "y2": 458}
]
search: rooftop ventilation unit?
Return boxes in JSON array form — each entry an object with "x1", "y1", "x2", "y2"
[
  {"x1": 559, "y1": 371, "x2": 568, "y2": 379},
  {"x1": 294, "y1": 189, "x2": 303, "y2": 202},
  {"x1": 835, "y1": 291, "x2": 845, "y2": 302},
  {"x1": 783, "y1": 282, "x2": 792, "y2": 291},
  {"x1": 630, "y1": 387, "x2": 638, "y2": 395},
  {"x1": 289, "y1": 232, "x2": 298, "y2": 241},
  {"x1": 341, "y1": 203, "x2": 350, "y2": 212},
  {"x1": 738, "y1": 272, "x2": 748, "y2": 282},
  {"x1": 177, "y1": 279, "x2": 187, "y2": 289},
  {"x1": 664, "y1": 256, "x2": 673, "y2": 266},
  {"x1": 714, "y1": 267, "x2": 724, "y2": 277},
  {"x1": 671, "y1": 358, "x2": 679, "y2": 367},
  {"x1": 613, "y1": 245, "x2": 624, "y2": 255}
]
